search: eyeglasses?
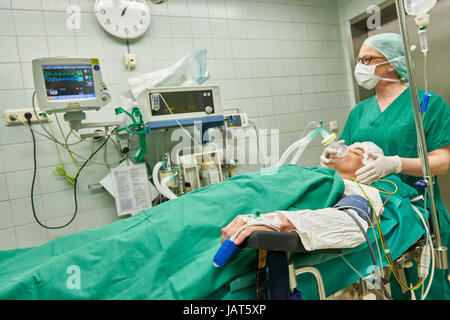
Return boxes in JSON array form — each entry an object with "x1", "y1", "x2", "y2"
[{"x1": 356, "y1": 56, "x2": 386, "y2": 65}]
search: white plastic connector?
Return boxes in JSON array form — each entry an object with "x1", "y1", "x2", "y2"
[
  {"x1": 418, "y1": 28, "x2": 429, "y2": 53},
  {"x1": 420, "y1": 245, "x2": 431, "y2": 278},
  {"x1": 415, "y1": 13, "x2": 430, "y2": 27}
]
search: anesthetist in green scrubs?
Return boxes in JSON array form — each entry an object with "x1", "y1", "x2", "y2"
[{"x1": 321, "y1": 33, "x2": 450, "y2": 300}]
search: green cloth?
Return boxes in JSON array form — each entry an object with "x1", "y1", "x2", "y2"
[
  {"x1": 363, "y1": 33, "x2": 408, "y2": 81},
  {"x1": 218, "y1": 175, "x2": 428, "y2": 300},
  {"x1": 340, "y1": 87, "x2": 450, "y2": 300},
  {"x1": 0, "y1": 165, "x2": 345, "y2": 300},
  {"x1": 0, "y1": 164, "x2": 429, "y2": 300}
]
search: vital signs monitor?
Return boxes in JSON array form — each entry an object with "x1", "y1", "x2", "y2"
[{"x1": 32, "y1": 57, "x2": 111, "y2": 114}]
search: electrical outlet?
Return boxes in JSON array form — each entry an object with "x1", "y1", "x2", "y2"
[
  {"x1": 4, "y1": 108, "x2": 49, "y2": 126},
  {"x1": 124, "y1": 53, "x2": 137, "y2": 69}
]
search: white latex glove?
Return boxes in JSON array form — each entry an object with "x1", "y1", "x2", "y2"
[
  {"x1": 356, "y1": 152, "x2": 402, "y2": 184},
  {"x1": 320, "y1": 140, "x2": 346, "y2": 166}
]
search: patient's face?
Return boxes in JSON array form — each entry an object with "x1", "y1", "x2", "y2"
[{"x1": 325, "y1": 145, "x2": 366, "y2": 179}]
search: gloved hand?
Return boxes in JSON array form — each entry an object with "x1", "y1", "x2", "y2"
[
  {"x1": 320, "y1": 140, "x2": 346, "y2": 166},
  {"x1": 356, "y1": 153, "x2": 403, "y2": 184}
]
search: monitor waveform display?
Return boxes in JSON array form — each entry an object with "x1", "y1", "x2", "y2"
[{"x1": 42, "y1": 65, "x2": 96, "y2": 101}]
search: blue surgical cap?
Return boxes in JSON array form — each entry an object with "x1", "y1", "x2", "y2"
[{"x1": 363, "y1": 33, "x2": 409, "y2": 81}]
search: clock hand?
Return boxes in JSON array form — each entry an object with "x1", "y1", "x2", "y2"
[{"x1": 121, "y1": 7, "x2": 127, "y2": 16}]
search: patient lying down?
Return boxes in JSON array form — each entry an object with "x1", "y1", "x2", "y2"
[{"x1": 221, "y1": 142, "x2": 385, "y2": 251}]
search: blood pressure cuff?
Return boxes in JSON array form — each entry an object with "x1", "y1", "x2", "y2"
[{"x1": 333, "y1": 195, "x2": 373, "y2": 223}]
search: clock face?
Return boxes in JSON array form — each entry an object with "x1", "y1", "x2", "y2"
[{"x1": 95, "y1": 0, "x2": 151, "y2": 40}]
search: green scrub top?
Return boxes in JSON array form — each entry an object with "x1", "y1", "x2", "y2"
[{"x1": 340, "y1": 87, "x2": 450, "y2": 300}]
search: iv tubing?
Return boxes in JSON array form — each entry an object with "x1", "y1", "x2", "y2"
[{"x1": 394, "y1": 0, "x2": 447, "y2": 269}]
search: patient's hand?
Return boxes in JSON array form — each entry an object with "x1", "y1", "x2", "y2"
[{"x1": 221, "y1": 212, "x2": 296, "y2": 246}]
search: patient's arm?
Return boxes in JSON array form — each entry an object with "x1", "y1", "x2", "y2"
[
  {"x1": 221, "y1": 213, "x2": 296, "y2": 245},
  {"x1": 222, "y1": 206, "x2": 369, "y2": 250}
]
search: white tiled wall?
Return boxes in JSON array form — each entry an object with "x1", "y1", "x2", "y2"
[
  {"x1": 336, "y1": 0, "x2": 388, "y2": 107},
  {"x1": 0, "y1": 0, "x2": 352, "y2": 249},
  {"x1": 337, "y1": 0, "x2": 386, "y2": 23}
]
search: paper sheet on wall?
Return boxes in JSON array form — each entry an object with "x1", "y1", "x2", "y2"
[{"x1": 100, "y1": 162, "x2": 159, "y2": 216}]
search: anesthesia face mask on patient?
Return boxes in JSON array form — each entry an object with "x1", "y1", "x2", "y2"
[
  {"x1": 350, "y1": 142, "x2": 384, "y2": 165},
  {"x1": 278, "y1": 122, "x2": 380, "y2": 166},
  {"x1": 321, "y1": 132, "x2": 349, "y2": 159},
  {"x1": 323, "y1": 138, "x2": 383, "y2": 165}
]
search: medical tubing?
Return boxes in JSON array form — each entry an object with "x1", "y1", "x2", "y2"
[
  {"x1": 161, "y1": 182, "x2": 177, "y2": 200},
  {"x1": 421, "y1": 244, "x2": 435, "y2": 300},
  {"x1": 341, "y1": 208, "x2": 392, "y2": 300},
  {"x1": 20, "y1": 120, "x2": 84, "y2": 148},
  {"x1": 278, "y1": 122, "x2": 321, "y2": 166},
  {"x1": 160, "y1": 174, "x2": 176, "y2": 188},
  {"x1": 19, "y1": 115, "x2": 126, "y2": 167},
  {"x1": 291, "y1": 121, "x2": 322, "y2": 164},
  {"x1": 278, "y1": 138, "x2": 304, "y2": 166},
  {"x1": 423, "y1": 51, "x2": 429, "y2": 93},
  {"x1": 336, "y1": 205, "x2": 384, "y2": 277},
  {"x1": 27, "y1": 117, "x2": 112, "y2": 229},
  {"x1": 411, "y1": 204, "x2": 435, "y2": 300},
  {"x1": 29, "y1": 91, "x2": 126, "y2": 166},
  {"x1": 423, "y1": 189, "x2": 430, "y2": 245},
  {"x1": 353, "y1": 179, "x2": 422, "y2": 290},
  {"x1": 396, "y1": 1, "x2": 445, "y2": 265},
  {"x1": 19, "y1": 118, "x2": 125, "y2": 167},
  {"x1": 410, "y1": 204, "x2": 432, "y2": 276},
  {"x1": 370, "y1": 179, "x2": 398, "y2": 195},
  {"x1": 152, "y1": 162, "x2": 177, "y2": 200},
  {"x1": 152, "y1": 162, "x2": 164, "y2": 195},
  {"x1": 66, "y1": 129, "x2": 88, "y2": 146},
  {"x1": 302, "y1": 121, "x2": 321, "y2": 139},
  {"x1": 55, "y1": 114, "x2": 83, "y2": 171},
  {"x1": 51, "y1": 113, "x2": 82, "y2": 183},
  {"x1": 290, "y1": 138, "x2": 310, "y2": 165},
  {"x1": 46, "y1": 115, "x2": 77, "y2": 184},
  {"x1": 292, "y1": 125, "x2": 325, "y2": 164},
  {"x1": 32, "y1": 91, "x2": 55, "y2": 141},
  {"x1": 104, "y1": 137, "x2": 110, "y2": 169},
  {"x1": 249, "y1": 121, "x2": 267, "y2": 170},
  {"x1": 338, "y1": 206, "x2": 381, "y2": 269},
  {"x1": 160, "y1": 174, "x2": 178, "y2": 200},
  {"x1": 279, "y1": 133, "x2": 311, "y2": 166},
  {"x1": 359, "y1": 182, "x2": 405, "y2": 285}
]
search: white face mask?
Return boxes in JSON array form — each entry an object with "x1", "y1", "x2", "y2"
[{"x1": 354, "y1": 58, "x2": 402, "y2": 90}]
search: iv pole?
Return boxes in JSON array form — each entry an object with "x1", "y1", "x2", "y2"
[{"x1": 394, "y1": 0, "x2": 448, "y2": 270}]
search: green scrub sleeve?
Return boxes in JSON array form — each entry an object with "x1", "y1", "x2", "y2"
[
  {"x1": 423, "y1": 94, "x2": 450, "y2": 152},
  {"x1": 339, "y1": 107, "x2": 356, "y2": 144}
]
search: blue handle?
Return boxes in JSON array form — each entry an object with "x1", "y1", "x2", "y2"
[
  {"x1": 414, "y1": 180, "x2": 428, "y2": 193},
  {"x1": 421, "y1": 92, "x2": 432, "y2": 112},
  {"x1": 213, "y1": 239, "x2": 238, "y2": 268}
]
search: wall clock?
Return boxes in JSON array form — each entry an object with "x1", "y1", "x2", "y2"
[{"x1": 95, "y1": 0, "x2": 151, "y2": 40}]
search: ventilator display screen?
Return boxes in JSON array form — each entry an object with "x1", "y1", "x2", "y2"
[
  {"x1": 151, "y1": 90, "x2": 215, "y2": 116},
  {"x1": 42, "y1": 65, "x2": 96, "y2": 101}
]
